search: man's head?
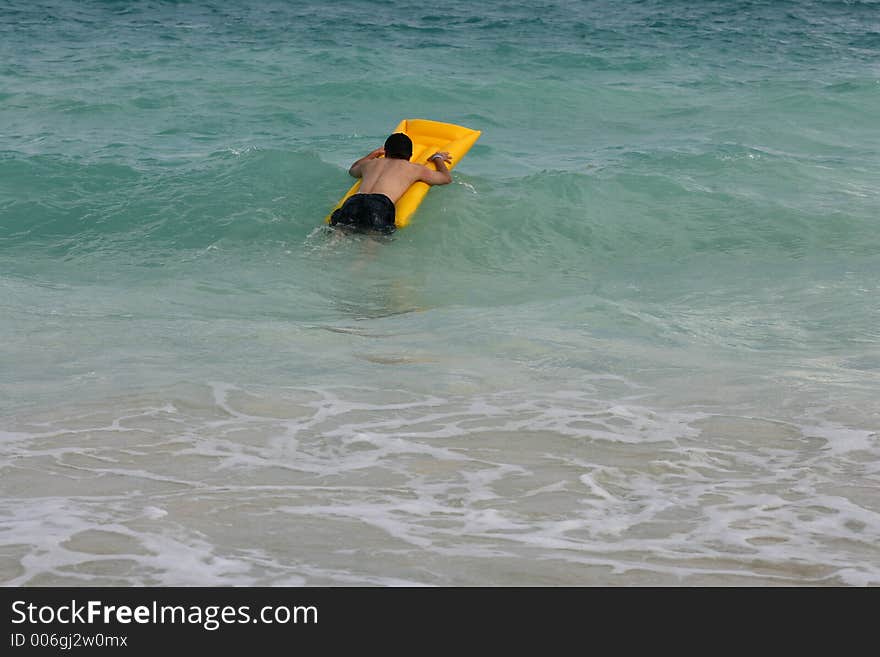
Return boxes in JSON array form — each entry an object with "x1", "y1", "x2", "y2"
[{"x1": 384, "y1": 133, "x2": 413, "y2": 160}]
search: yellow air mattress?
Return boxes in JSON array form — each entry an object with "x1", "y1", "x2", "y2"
[{"x1": 327, "y1": 118, "x2": 481, "y2": 228}]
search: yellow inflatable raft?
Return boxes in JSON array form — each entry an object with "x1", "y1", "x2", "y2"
[{"x1": 327, "y1": 118, "x2": 481, "y2": 228}]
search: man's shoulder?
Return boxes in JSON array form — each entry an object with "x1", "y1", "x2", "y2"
[
  {"x1": 387, "y1": 159, "x2": 427, "y2": 176},
  {"x1": 368, "y1": 158, "x2": 420, "y2": 170}
]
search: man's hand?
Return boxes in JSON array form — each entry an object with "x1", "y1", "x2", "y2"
[
  {"x1": 428, "y1": 151, "x2": 452, "y2": 165},
  {"x1": 420, "y1": 151, "x2": 453, "y2": 186},
  {"x1": 368, "y1": 147, "x2": 385, "y2": 159}
]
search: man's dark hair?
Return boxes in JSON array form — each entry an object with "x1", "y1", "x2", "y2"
[{"x1": 384, "y1": 133, "x2": 413, "y2": 160}]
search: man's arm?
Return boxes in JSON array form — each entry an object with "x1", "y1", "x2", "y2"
[
  {"x1": 348, "y1": 147, "x2": 385, "y2": 178},
  {"x1": 419, "y1": 151, "x2": 453, "y2": 186}
]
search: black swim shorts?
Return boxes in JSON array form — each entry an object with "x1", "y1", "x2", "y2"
[{"x1": 329, "y1": 193, "x2": 396, "y2": 232}]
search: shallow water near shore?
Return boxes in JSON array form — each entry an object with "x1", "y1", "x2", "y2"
[{"x1": 2, "y1": 0, "x2": 879, "y2": 585}]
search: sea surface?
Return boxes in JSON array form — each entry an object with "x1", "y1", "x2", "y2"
[{"x1": 1, "y1": 0, "x2": 879, "y2": 586}]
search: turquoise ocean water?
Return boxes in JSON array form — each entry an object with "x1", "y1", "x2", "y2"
[{"x1": 2, "y1": 0, "x2": 879, "y2": 585}]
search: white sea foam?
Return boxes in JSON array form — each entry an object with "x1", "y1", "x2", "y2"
[{"x1": 2, "y1": 382, "x2": 877, "y2": 585}]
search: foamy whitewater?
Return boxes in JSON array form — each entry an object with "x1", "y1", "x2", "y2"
[{"x1": 2, "y1": 0, "x2": 879, "y2": 585}]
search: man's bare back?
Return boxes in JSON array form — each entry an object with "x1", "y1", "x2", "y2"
[
  {"x1": 356, "y1": 155, "x2": 450, "y2": 203},
  {"x1": 348, "y1": 140, "x2": 453, "y2": 203},
  {"x1": 329, "y1": 132, "x2": 452, "y2": 233}
]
